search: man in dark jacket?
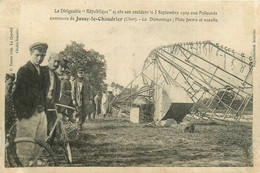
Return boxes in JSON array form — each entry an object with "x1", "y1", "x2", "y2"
[
  {"x1": 13, "y1": 42, "x2": 48, "y2": 166},
  {"x1": 42, "y1": 53, "x2": 61, "y2": 143},
  {"x1": 72, "y1": 68, "x2": 94, "y2": 130},
  {"x1": 59, "y1": 70, "x2": 74, "y2": 121}
]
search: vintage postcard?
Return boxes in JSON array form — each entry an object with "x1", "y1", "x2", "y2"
[{"x1": 0, "y1": 0, "x2": 259, "y2": 172}]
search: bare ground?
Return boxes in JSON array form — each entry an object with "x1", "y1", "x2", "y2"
[{"x1": 64, "y1": 115, "x2": 253, "y2": 167}]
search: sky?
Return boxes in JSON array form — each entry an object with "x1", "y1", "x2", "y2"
[{"x1": 3, "y1": 1, "x2": 257, "y2": 87}]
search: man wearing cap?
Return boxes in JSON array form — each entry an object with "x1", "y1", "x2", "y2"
[
  {"x1": 72, "y1": 68, "x2": 94, "y2": 130},
  {"x1": 42, "y1": 53, "x2": 61, "y2": 144},
  {"x1": 13, "y1": 42, "x2": 48, "y2": 166},
  {"x1": 56, "y1": 57, "x2": 68, "y2": 79}
]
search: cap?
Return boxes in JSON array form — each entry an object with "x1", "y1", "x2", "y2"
[
  {"x1": 77, "y1": 67, "x2": 84, "y2": 72},
  {"x1": 29, "y1": 42, "x2": 48, "y2": 52}
]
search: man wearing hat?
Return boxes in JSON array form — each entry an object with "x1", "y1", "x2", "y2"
[
  {"x1": 13, "y1": 42, "x2": 48, "y2": 166},
  {"x1": 72, "y1": 67, "x2": 94, "y2": 130},
  {"x1": 42, "y1": 53, "x2": 61, "y2": 145}
]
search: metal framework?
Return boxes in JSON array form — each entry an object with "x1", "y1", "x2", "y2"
[{"x1": 114, "y1": 41, "x2": 253, "y2": 121}]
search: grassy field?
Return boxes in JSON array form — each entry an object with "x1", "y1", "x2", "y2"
[{"x1": 65, "y1": 115, "x2": 253, "y2": 167}]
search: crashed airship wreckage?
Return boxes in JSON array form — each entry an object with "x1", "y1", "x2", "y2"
[{"x1": 112, "y1": 41, "x2": 253, "y2": 126}]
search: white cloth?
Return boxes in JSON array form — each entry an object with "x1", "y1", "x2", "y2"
[
  {"x1": 101, "y1": 93, "x2": 108, "y2": 115},
  {"x1": 47, "y1": 69, "x2": 55, "y2": 99},
  {"x1": 76, "y1": 80, "x2": 83, "y2": 106},
  {"x1": 78, "y1": 81, "x2": 83, "y2": 94}
]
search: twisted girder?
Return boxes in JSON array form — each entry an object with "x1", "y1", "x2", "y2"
[
  {"x1": 113, "y1": 41, "x2": 253, "y2": 121},
  {"x1": 142, "y1": 41, "x2": 253, "y2": 121}
]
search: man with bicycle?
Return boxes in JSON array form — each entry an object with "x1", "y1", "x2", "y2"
[{"x1": 13, "y1": 42, "x2": 48, "y2": 166}]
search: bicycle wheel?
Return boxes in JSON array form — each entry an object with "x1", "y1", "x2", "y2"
[
  {"x1": 63, "y1": 141, "x2": 72, "y2": 163},
  {"x1": 5, "y1": 137, "x2": 59, "y2": 167},
  {"x1": 62, "y1": 120, "x2": 74, "y2": 164},
  {"x1": 60, "y1": 120, "x2": 73, "y2": 164},
  {"x1": 51, "y1": 140, "x2": 72, "y2": 165},
  {"x1": 51, "y1": 121, "x2": 73, "y2": 165}
]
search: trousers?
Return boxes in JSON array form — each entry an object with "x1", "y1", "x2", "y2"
[
  {"x1": 76, "y1": 105, "x2": 90, "y2": 125},
  {"x1": 16, "y1": 109, "x2": 47, "y2": 166}
]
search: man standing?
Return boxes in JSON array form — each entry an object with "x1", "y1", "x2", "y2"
[
  {"x1": 42, "y1": 53, "x2": 61, "y2": 142},
  {"x1": 107, "y1": 91, "x2": 114, "y2": 117},
  {"x1": 72, "y1": 68, "x2": 94, "y2": 130},
  {"x1": 94, "y1": 92, "x2": 101, "y2": 117},
  {"x1": 56, "y1": 57, "x2": 68, "y2": 78},
  {"x1": 59, "y1": 70, "x2": 74, "y2": 121},
  {"x1": 101, "y1": 90, "x2": 108, "y2": 118},
  {"x1": 13, "y1": 42, "x2": 48, "y2": 166}
]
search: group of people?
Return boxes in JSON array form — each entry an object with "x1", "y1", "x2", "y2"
[
  {"x1": 95, "y1": 90, "x2": 114, "y2": 118},
  {"x1": 5, "y1": 42, "x2": 113, "y2": 166}
]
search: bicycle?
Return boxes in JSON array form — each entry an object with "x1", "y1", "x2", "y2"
[
  {"x1": 5, "y1": 122, "x2": 58, "y2": 167},
  {"x1": 46, "y1": 103, "x2": 77, "y2": 165},
  {"x1": 5, "y1": 103, "x2": 77, "y2": 167}
]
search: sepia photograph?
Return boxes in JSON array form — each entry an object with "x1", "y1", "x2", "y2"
[{"x1": 1, "y1": 0, "x2": 259, "y2": 172}]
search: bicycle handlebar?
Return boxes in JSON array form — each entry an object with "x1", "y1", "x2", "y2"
[
  {"x1": 55, "y1": 103, "x2": 76, "y2": 110},
  {"x1": 47, "y1": 103, "x2": 76, "y2": 112}
]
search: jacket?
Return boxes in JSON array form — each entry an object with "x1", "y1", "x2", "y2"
[
  {"x1": 13, "y1": 61, "x2": 45, "y2": 120},
  {"x1": 72, "y1": 78, "x2": 93, "y2": 107}
]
